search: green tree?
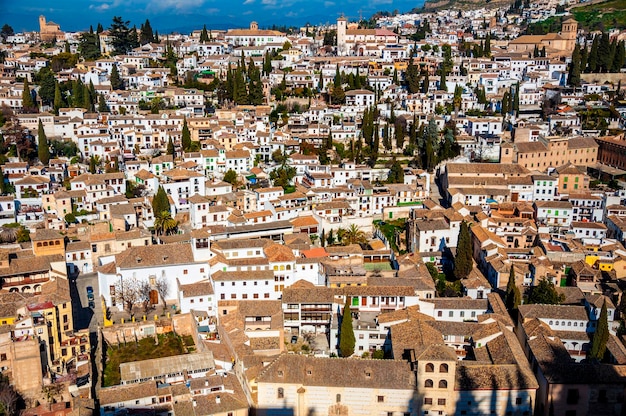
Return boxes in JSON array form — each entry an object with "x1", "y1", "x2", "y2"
[
  {"x1": 405, "y1": 55, "x2": 421, "y2": 93},
  {"x1": 110, "y1": 64, "x2": 124, "y2": 90},
  {"x1": 154, "y1": 210, "x2": 178, "y2": 236},
  {"x1": 34, "y1": 67, "x2": 56, "y2": 106},
  {"x1": 326, "y1": 228, "x2": 336, "y2": 246},
  {"x1": 387, "y1": 158, "x2": 404, "y2": 183},
  {"x1": 37, "y1": 120, "x2": 49, "y2": 165},
  {"x1": 505, "y1": 265, "x2": 521, "y2": 310},
  {"x1": 21, "y1": 78, "x2": 36, "y2": 113},
  {"x1": 53, "y1": 82, "x2": 64, "y2": 114},
  {"x1": 426, "y1": 262, "x2": 439, "y2": 281},
  {"x1": 109, "y1": 16, "x2": 135, "y2": 55},
  {"x1": 78, "y1": 30, "x2": 101, "y2": 60},
  {"x1": 343, "y1": 224, "x2": 367, "y2": 245},
  {"x1": 454, "y1": 221, "x2": 472, "y2": 279},
  {"x1": 568, "y1": 43, "x2": 582, "y2": 87},
  {"x1": 200, "y1": 24, "x2": 209, "y2": 43},
  {"x1": 330, "y1": 85, "x2": 346, "y2": 104},
  {"x1": 166, "y1": 137, "x2": 175, "y2": 156},
  {"x1": 269, "y1": 165, "x2": 296, "y2": 189},
  {"x1": 151, "y1": 186, "x2": 171, "y2": 217},
  {"x1": 339, "y1": 298, "x2": 355, "y2": 357},
  {"x1": 140, "y1": 19, "x2": 154, "y2": 45},
  {"x1": 527, "y1": 278, "x2": 564, "y2": 305},
  {"x1": 98, "y1": 94, "x2": 110, "y2": 112},
  {"x1": 181, "y1": 118, "x2": 192, "y2": 152},
  {"x1": 16, "y1": 226, "x2": 30, "y2": 243},
  {"x1": 223, "y1": 169, "x2": 238, "y2": 186},
  {"x1": 0, "y1": 24, "x2": 14, "y2": 42},
  {"x1": 589, "y1": 300, "x2": 609, "y2": 361}
]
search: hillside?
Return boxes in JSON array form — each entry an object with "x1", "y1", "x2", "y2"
[
  {"x1": 571, "y1": 0, "x2": 626, "y2": 30},
  {"x1": 423, "y1": 0, "x2": 513, "y2": 11}
]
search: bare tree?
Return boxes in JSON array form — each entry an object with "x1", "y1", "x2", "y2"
[
  {"x1": 138, "y1": 280, "x2": 152, "y2": 313},
  {"x1": 115, "y1": 277, "x2": 141, "y2": 314},
  {"x1": 0, "y1": 374, "x2": 21, "y2": 415},
  {"x1": 155, "y1": 277, "x2": 169, "y2": 309}
]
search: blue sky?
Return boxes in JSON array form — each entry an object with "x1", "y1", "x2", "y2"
[{"x1": 2, "y1": 0, "x2": 423, "y2": 33}]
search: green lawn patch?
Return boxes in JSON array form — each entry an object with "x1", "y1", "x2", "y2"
[{"x1": 103, "y1": 332, "x2": 194, "y2": 386}]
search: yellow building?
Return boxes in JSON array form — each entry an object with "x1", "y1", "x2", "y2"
[
  {"x1": 508, "y1": 18, "x2": 578, "y2": 56},
  {"x1": 31, "y1": 229, "x2": 65, "y2": 257},
  {"x1": 39, "y1": 15, "x2": 62, "y2": 43}
]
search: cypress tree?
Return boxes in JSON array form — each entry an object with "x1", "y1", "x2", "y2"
[
  {"x1": 22, "y1": 78, "x2": 36, "y2": 113},
  {"x1": 98, "y1": 94, "x2": 110, "y2": 112},
  {"x1": 339, "y1": 298, "x2": 355, "y2": 357},
  {"x1": 200, "y1": 24, "x2": 209, "y2": 43},
  {"x1": 167, "y1": 137, "x2": 175, "y2": 156},
  {"x1": 141, "y1": 19, "x2": 154, "y2": 44},
  {"x1": 110, "y1": 65, "x2": 123, "y2": 90},
  {"x1": 505, "y1": 265, "x2": 521, "y2": 310},
  {"x1": 612, "y1": 40, "x2": 625, "y2": 72},
  {"x1": 53, "y1": 82, "x2": 63, "y2": 115},
  {"x1": 454, "y1": 221, "x2": 473, "y2": 279},
  {"x1": 439, "y1": 70, "x2": 447, "y2": 92},
  {"x1": 152, "y1": 186, "x2": 171, "y2": 216},
  {"x1": 589, "y1": 301, "x2": 609, "y2": 361},
  {"x1": 588, "y1": 36, "x2": 599, "y2": 73},
  {"x1": 568, "y1": 43, "x2": 582, "y2": 87},
  {"x1": 37, "y1": 119, "x2": 49, "y2": 165},
  {"x1": 181, "y1": 117, "x2": 191, "y2": 151}
]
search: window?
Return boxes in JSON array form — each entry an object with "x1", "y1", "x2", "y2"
[
  {"x1": 438, "y1": 398, "x2": 446, "y2": 406},
  {"x1": 438, "y1": 380, "x2": 447, "y2": 388},
  {"x1": 336, "y1": 394, "x2": 341, "y2": 403},
  {"x1": 424, "y1": 379, "x2": 433, "y2": 388},
  {"x1": 515, "y1": 398, "x2": 522, "y2": 405},
  {"x1": 566, "y1": 389, "x2": 579, "y2": 405},
  {"x1": 277, "y1": 388, "x2": 284, "y2": 399},
  {"x1": 424, "y1": 398, "x2": 433, "y2": 405},
  {"x1": 425, "y1": 363, "x2": 434, "y2": 372},
  {"x1": 439, "y1": 363, "x2": 448, "y2": 373},
  {"x1": 377, "y1": 396, "x2": 384, "y2": 403}
]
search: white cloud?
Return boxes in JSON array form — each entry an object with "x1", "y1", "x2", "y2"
[
  {"x1": 324, "y1": 1, "x2": 335, "y2": 6},
  {"x1": 146, "y1": 0, "x2": 206, "y2": 12},
  {"x1": 261, "y1": 0, "x2": 277, "y2": 4},
  {"x1": 243, "y1": 0, "x2": 255, "y2": 4}
]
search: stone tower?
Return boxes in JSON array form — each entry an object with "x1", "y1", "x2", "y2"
[
  {"x1": 561, "y1": 18, "x2": 578, "y2": 52},
  {"x1": 337, "y1": 16, "x2": 347, "y2": 56}
]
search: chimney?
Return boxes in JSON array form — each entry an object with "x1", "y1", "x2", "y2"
[
  {"x1": 193, "y1": 399, "x2": 197, "y2": 407},
  {"x1": 216, "y1": 395, "x2": 221, "y2": 404}
]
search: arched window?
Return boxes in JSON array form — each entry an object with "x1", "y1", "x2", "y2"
[
  {"x1": 336, "y1": 394, "x2": 341, "y2": 403},
  {"x1": 425, "y1": 363, "x2": 434, "y2": 372},
  {"x1": 286, "y1": 265, "x2": 291, "y2": 270},
  {"x1": 439, "y1": 364, "x2": 449, "y2": 373},
  {"x1": 280, "y1": 265, "x2": 285, "y2": 271},
  {"x1": 424, "y1": 379, "x2": 433, "y2": 388},
  {"x1": 277, "y1": 388, "x2": 284, "y2": 399},
  {"x1": 439, "y1": 380, "x2": 448, "y2": 388}
]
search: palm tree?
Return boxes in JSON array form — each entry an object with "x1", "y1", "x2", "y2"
[
  {"x1": 154, "y1": 210, "x2": 178, "y2": 236},
  {"x1": 343, "y1": 224, "x2": 368, "y2": 246}
]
